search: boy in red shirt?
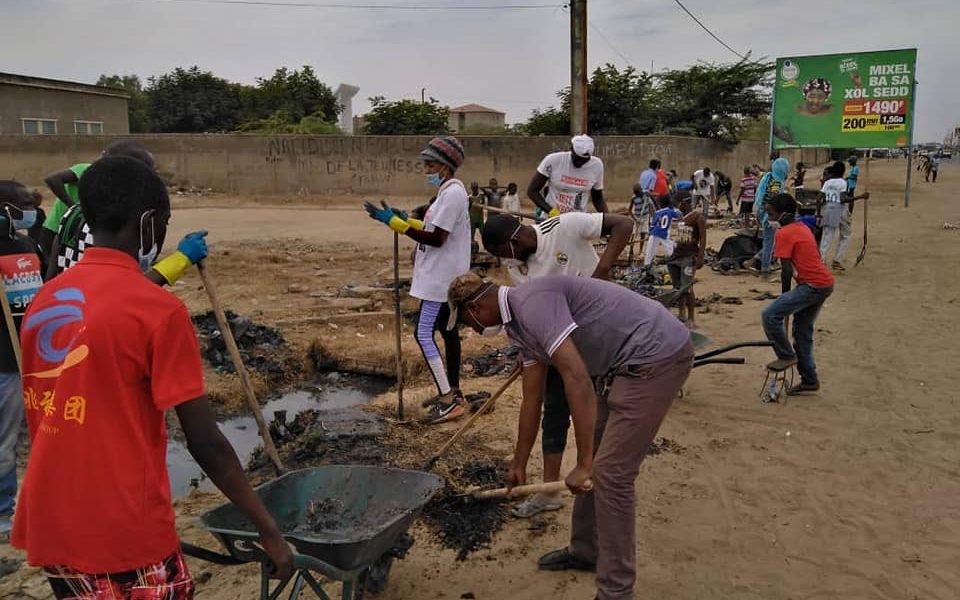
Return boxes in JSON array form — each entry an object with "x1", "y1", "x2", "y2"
[
  {"x1": 12, "y1": 156, "x2": 293, "y2": 598},
  {"x1": 761, "y1": 193, "x2": 834, "y2": 395}
]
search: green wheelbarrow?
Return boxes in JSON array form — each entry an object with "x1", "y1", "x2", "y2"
[{"x1": 182, "y1": 465, "x2": 444, "y2": 600}]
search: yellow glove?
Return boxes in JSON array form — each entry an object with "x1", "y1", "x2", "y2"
[
  {"x1": 407, "y1": 218, "x2": 424, "y2": 231},
  {"x1": 151, "y1": 251, "x2": 192, "y2": 285},
  {"x1": 548, "y1": 207, "x2": 561, "y2": 218},
  {"x1": 388, "y1": 216, "x2": 410, "y2": 234}
]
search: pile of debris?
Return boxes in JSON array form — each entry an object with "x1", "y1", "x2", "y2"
[
  {"x1": 465, "y1": 347, "x2": 519, "y2": 377},
  {"x1": 422, "y1": 461, "x2": 509, "y2": 561},
  {"x1": 614, "y1": 264, "x2": 668, "y2": 298},
  {"x1": 192, "y1": 310, "x2": 301, "y2": 383}
]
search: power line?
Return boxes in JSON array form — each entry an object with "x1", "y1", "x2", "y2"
[
  {"x1": 671, "y1": 0, "x2": 746, "y2": 60},
  {"x1": 139, "y1": 0, "x2": 564, "y2": 9},
  {"x1": 588, "y1": 20, "x2": 633, "y2": 65}
]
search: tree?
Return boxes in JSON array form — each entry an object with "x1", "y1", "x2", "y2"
[
  {"x1": 654, "y1": 58, "x2": 773, "y2": 143},
  {"x1": 146, "y1": 66, "x2": 242, "y2": 133},
  {"x1": 240, "y1": 66, "x2": 340, "y2": 126},
  {"x1": 523, "y1": 59, "x2": 774, "y2": 143},
  {"x1": 96, "y1": 74, "x2": 151, "y2": 133},
  {"x1": 522, "y1": 106, "x2": 569, "y2": 136},
  {"x1": 237, "y1": 108, "x2": 339, "y2": 134},
  {"x1": 362, "y1": 97, "x2": 449, "y2": 135}
]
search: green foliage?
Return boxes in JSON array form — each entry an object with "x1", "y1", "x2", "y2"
[
  {"x1": 363, "y1": 97, "x2": 449, "y2": 135},
  {"x1": 146, "y1": 67, "x2": 242, "y2": 133},
  {"x1": 240, "y1": 66, "x2": 340, "y2": 126},
  {"x1": 96, "y1": 74, "x2": 150, "y2": 133},
  {"x1": 655, "y1": 58, "x2": 773, "y2": 143},
  {"x1": 523, "y1": 60, "x2": 774, "y2": 143},
  {"x1": 522, "y1": 106, "x2": 569, "y2": 136},
  {"x1": 237, "y1": 108, "x2": 339, "y2": 134}
]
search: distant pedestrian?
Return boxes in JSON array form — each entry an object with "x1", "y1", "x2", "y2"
[
  {"x1": 737, "y1": 166, "x2": 757, "y2": 219},
  {"x1": 668, "y1": 194, "x2": 706, "y2": 328},
  {"x1": 468, "y1": 181, "x2": 485, "y2": 241},
  {"x1": 751, "y1": 157, "x2": 790, "y2": 275},
  {"x1": 502, "y1": 182, "x2": 521, "y2": 214},
  {"x1": 792, "y1": 162, "x2": 807, "y2": 199},
  {"x1": 818, "y1": 161, "x2": 869, "y2": 271},
  {"x1": 927, "y1": 154, "x2": 940, "y2": 183},
  {"x1": 483, "y1": 178, "x2": 503, "y2": 209},
  {"x1": 692, "y1": 167, "x2": 716, "y2": 216},
  {"x1": 846, "y1": 156, "x2": 860, "y2": 198},
  {"x1": 629, "y1": 182, "x2": 656, "y2": 244},
  {"x1": 714, "y1": 170, "x2": 733, "y2": 214}
]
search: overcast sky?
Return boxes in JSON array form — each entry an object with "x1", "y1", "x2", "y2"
[{"x1": 3, "y1": 0, "x2": 956, "y2": 141}]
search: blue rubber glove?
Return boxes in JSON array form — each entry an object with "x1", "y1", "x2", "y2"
[
  {"x1": 177, "y1": 230, "x2": 209, "y2": 264},
  {"x1": 364, "y1": 201, "x2": 395, "y2": 226},
  {"x1": 391, "y1": 206, "x2": 409, "y2": 221}
]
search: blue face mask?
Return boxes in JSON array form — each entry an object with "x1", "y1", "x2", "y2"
[
  {"x1": 426, "y1": 172, "x2": 444, "y2": 187},
  {"x1": 12, "y1": 209, "x2": 37, "y2": 231}
]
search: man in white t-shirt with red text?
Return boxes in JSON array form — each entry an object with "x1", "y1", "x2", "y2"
[{"x1": 527, "y1": 135, "x2": 607, "y2": 217}]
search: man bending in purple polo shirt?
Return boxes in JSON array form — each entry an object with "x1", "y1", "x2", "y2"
[{"x1": 447, "y1": 273, "x2": 693, "y2": 600}]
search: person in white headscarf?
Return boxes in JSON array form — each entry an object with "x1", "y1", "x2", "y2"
[{"x1": 527, "y1": 135, "x2": 608, "y2": 217}]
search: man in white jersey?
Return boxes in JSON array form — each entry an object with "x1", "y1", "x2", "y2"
[
  {"x1": 480, "y1": 211, "x2": 632, "y2": 517},
  {"x1": 527, "y1": 135, "x2": 607, "y2": 217}
]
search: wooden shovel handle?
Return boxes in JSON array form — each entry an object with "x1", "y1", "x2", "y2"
[{"x1": 470, "y1": 479, "x2": 593, "y2": 500}]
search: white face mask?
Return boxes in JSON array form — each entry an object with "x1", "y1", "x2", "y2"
[
  {"x1": 138, "y1": 211, "x2": 159, "y2": 272},
  {"x1": 501, "y1": 258, "x2": 524, "y2": 269},
  {"x1": 480, "y1": 325, "x2": 504, "y2": 337}
]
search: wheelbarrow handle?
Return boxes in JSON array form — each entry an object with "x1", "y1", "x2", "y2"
[
  {"x1": 695, "y1": 340, "x2": 773, "y2": 361},
  {"x1": 180, "y1": 542, "x2": 246, "y2": 566},
  {"x1": 693, "y1": 357, "x2": 746, "y2": 368}
]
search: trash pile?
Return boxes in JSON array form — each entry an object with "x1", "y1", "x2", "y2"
[
  {"x1": 614, "y1": 264, "x2": 668, "y2": 298},
  {"x1": 465, "y1": 347, "x2": 520, "y2": 377},
  {"x1": 422, "y1": 461, "x2": 509, "y2": 561},
  {"x1": 192, "y1": 310, "x2": 301, "y2": 383}
]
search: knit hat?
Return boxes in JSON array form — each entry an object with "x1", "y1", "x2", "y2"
[{"x1": 420, "y1": 136, "x2": 465, "y2": 172}]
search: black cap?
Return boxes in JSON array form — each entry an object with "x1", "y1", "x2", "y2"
[{"x1": 481, "y1": 213, "x2": 521, "y2": 254}]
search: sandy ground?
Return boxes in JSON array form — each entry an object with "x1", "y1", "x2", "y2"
[{"x1": 2, "y1": 159, "x2": 959, "y2": 599}]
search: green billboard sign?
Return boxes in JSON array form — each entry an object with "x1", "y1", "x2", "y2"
[{"x1": 772, "y1": 48, "x2": 917, "y2": 149}]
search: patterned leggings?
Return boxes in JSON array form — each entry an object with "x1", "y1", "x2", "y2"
[{"x1": 45, "y1": 551, "x2": 194, "y2": 600}]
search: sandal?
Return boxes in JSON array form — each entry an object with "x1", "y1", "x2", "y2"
[{"x1": 511, "y1": 493, "x2": 563, "y2": 519}]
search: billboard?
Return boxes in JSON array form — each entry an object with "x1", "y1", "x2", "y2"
[{"x1": 772, "y1": 48, "x2": 917, "y2": 149}]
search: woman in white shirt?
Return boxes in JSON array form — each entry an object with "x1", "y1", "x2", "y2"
[{"x1": 364, "y1": 136, "x2": 472, "y2": 424}]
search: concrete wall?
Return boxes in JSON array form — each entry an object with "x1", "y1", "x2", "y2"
[
  {"x1": 0, "y1": 134, "x2": 829, "y2": 200},
  {"x1": 0, "y1": 85, "x2": 129, "y2": 135}
]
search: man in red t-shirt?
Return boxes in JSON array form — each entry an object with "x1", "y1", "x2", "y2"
[
  {"x1": 761, "y1": 193, "x2": 835, "y2": 395},
  {"x1": 12, "y1": 156, "x2": 293, "y2": 599}
]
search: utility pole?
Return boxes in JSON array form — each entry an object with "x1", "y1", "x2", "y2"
[{"x1": 570, "y1": 0, "x2": 588, "y2": 135}]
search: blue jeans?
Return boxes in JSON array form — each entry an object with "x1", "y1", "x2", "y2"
[
  {"x1": 760, "y1": 224, "x2": 776, "y2": 272},
  {"x1": 762, "y1": 284, "x2": 833, "y2": 385},
  {"x1": 0, "y1": 371, "x2": 22, "y2": 516}
]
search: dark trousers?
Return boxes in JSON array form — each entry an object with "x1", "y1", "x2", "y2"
[
  {"x1": 761, "y1": 284, "x2": 832, "y2": 385},
  {"x1": 569, "y1": 343, "x2": 694, "y2": 600}
]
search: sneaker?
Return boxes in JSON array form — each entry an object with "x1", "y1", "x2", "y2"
[
  {"x1": 832, "y1": 261, "x2": 846, "y2": 272},
  {"x1": 423, "y1": 399, "x2": 465, "y2": 424},
  {"x1": 787, "y1": 382, "x2": 820, "y2": 396},
  {"x1": 511, "y1": 493, "x2": 563, "y2": 518},
  {"x1": 421, "y1": 389, "x2": 462, "y2": 408},
  {"x1": 537, "y1": 548, "x2": 596, "y2": 572}
]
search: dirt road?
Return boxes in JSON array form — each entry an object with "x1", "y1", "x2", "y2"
[{"x1": 2, "y1": 159, "x2": 958, "y2": 600}]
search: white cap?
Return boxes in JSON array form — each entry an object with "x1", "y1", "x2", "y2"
[{"x1": 571, "y1": 134, "x2": 595, "y2": 157}]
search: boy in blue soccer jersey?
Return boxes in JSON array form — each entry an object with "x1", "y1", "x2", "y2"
[{"x1": 643, "y1": 197, "x2": 683, "y2": 266}]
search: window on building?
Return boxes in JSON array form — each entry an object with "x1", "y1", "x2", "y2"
[
  {"x1": 74, "y1": 121, "x2": 104, "y2": 135},
  {"x1": 22, "y1": 118, "x2": 58, "y2": 135}
]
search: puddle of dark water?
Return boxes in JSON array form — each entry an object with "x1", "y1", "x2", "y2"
[{"x1": 167, "y1": 373, "x2": 391, "y2": 497}]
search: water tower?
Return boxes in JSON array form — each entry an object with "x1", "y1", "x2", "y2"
[{"x1": 335, "y1": 83, "x2": 360, "y2": 134}]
